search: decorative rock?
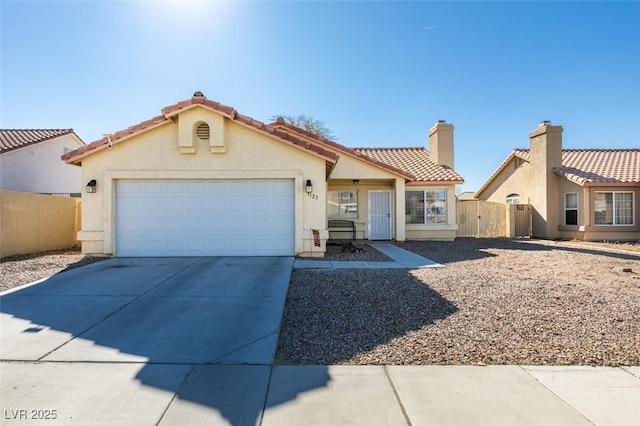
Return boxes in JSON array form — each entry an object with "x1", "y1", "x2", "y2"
[{"x1": 276, "y1": 239, "x2": 640, "y2": 367}]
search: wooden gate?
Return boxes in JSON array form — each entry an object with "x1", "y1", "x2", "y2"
[
  {"x1": 509, "y1": 203, "x2": 532, "y2": 237},
  {"x1": 457, "y1": 201, "x2": 531, "y2": 238}
]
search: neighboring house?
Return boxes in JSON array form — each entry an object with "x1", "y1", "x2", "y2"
[
  {"x1": 62, "y1": 92, "x2": 463, "y2": 257},
  {"x1": 0, "y1": 129, "x2": 85, "y2": 195},
  {"x1": 475, "y1": 121, "x2": 639, "y2": 241},
  {"x1": 456, "y1": 191, "x2": 477, "y2": 201}
]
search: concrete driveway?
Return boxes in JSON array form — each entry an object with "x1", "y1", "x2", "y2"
[
  {"x1": 1, "y1": 256, "x2": 293, "y2": 364},
  {"x1": 1, "y1": 256, "x2": 306, "y2": 425}
]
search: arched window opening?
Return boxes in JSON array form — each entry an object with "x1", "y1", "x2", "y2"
[{"x1": 506, "y1": 194, "x2": 520, "y2": 204}]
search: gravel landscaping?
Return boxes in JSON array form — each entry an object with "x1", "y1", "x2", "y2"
[
  {"x1": 0, "y1": 249, "x2": 107, "y2": 293},
  {"x1": 276, "y1": 238, "x2": 640, "y2": 366}
]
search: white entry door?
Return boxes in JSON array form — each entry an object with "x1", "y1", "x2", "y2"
[{"x1": 368, "y1": 190, "x2": 392, "y2": 240}]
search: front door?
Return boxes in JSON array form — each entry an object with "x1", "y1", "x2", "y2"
[{"x1": 368, "y1": 190, "x2": 392, "y2": 240}]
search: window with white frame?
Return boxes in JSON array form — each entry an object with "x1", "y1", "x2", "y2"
[
  {"x1": 405, "y1": 190, "x2": 447, "y2": 224},
  {"x1": 506, "y1": 193, "x2": 520, "y2": 204},
  {"x1": 594, "y1": 191, "x2": 634, "y2": 225},
  {"x1": 564, "y1": 193, "x2": 578, "y2": 225},
  {"x1": 327, "y1": 190, "x2": 358, "y2": 219}
]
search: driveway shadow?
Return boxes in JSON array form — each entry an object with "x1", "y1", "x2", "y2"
[{"x1": 275, "y1": 268, "x2": 458, "y2": 364}]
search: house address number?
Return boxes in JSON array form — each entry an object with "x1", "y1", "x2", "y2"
[{"x1": 307, "y1": 192, "x2": 319, "y2": 200}]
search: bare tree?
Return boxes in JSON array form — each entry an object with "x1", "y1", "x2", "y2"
[{"x1": 271, "y1": 114, "x2": 337, "y2": 140}]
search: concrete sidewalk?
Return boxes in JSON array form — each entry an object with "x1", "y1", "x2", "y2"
[
  {"x1": 294, "y1": 242, "x2": 442, "y2": 269},
  {"x1": 1, "y1": 363, "x2": 638, "y2": 425}
]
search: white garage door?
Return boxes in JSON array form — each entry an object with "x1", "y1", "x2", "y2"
[{"x1": 116, "y1": 180, "x2": 294, "y2": 257}]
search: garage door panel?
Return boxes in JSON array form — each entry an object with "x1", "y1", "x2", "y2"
[
  {"x1": 166, "y1": 240, "x2": 184, "y2": 251},
  {"x1": 187, "y1": 218, "x2": 208, "y2": 231},
  {"x1": 186, "y1": 240, "x2": 205, "y2": 251},
  {"x1": 252, "y1": 218, "x2": 270, "y2": 231},
  {"x1": 185, "y1": 181, "x2": 206, "y2": 193},
  {"x1": 143, "y1": 182, "x2": 164, "y2": 194},
  {"x1": 207, "y1": 239, "x2": 227, "y2": 251},
  {"x1": 116, "y1": 180, "x2": 294, "y2": 256},
  {"x1": 271, "y1": 217, "x2": 293, "y2": 231}
]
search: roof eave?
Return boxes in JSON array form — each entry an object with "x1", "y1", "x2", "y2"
[
  {"x1": 474, "y1": 151, "x2": 527, "y2": 198},
  {"x1": 271, "y1": 120, "x2": 415, "y2": 180},
  {"x1": 581, "y1": 180, "x2": 640, "y2": 187},
  {"x1": 406, "y1": 179, "x2": 464, "y2": 186}
]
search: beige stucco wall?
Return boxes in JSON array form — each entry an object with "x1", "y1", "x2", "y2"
[
  {"x1": 479, "y1": 158, "x2": 533, "y2": 205},
  {"x1": 78, "y1": 107, "x2": 328, "y2": 256},
  {"x1": 0, "y1": 191, "x2": 80, "y2": 258},
  {"x1": 329, "y1": 154, "x2": 401, "y2": 181},
  {"x1": 0, "y1": 134, "x2": 84, "y2": 194}
]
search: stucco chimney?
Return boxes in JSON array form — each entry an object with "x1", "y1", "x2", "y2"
[
  {"x1": 428, "y1": 120, "x2": 454, "y2": 168},
  {"x1": 529, "y1": 120, "x2": 563, "y2": 238}
]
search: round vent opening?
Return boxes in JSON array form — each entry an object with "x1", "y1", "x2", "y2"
[{"x1": 196, "y1": 123, "x2": 210, "y2": 141}]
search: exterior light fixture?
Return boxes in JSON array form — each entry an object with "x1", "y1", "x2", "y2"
[
  {"x1": 305, "y1": 179, "x2": 313, "y2": 194},
  {"x1": 86, "y1": 180, "x2": 97, "y2": 193},
  {"x1": 352, "y1": 179, "x2": 360, "y2": 185}
]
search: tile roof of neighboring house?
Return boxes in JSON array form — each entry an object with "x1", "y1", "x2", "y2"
[
  {"x1": 476, "y1": 148, "x2": 639, "y2": 197},
  {"x1": 62, "y1": 94, "x2": 339, "y2": 165},
  {"x1": 354, "y1": 147, "x2": 465, "y2": 183},
  {"x1": 0, "y1": 129, "x2": 78, "y2": 154},
  {"x1": 271, "y1": 118, "x2": 464, "y2": 183},
  {"x1": 513, "y1": 148, "x2": 640, "y2": 184}
]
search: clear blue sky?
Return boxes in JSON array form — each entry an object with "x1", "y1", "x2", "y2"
[{"x1": 2, "y1": 1, "x2": 639, "y2": 192}]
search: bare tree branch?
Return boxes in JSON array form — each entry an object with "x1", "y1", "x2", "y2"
[{"x1": 271, "y1": 114, "x2": 337, "y2": 140}]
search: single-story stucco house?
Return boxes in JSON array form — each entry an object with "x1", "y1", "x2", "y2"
[
  {"x1": 475, "y1": 121, "x2": 639, "y2": 241},
  {"x1": 62, "y1": 92, "x2": 464, "y2": 257},
  {"x1": 1, "y1": 129, "x2": 85, "y2": 195}
]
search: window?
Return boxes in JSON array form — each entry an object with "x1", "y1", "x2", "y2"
[
  {"x1": 564, "y1": 193, "x2": 578, "y2": 225},
  {"x1": 594, "y1": 192, "x2": 634, "y2": 225},
  {"x1": 506, "y1": 194, "x2": 520, "y2": 204},
  {"x1": 405, "y1": 190, "x2": 447, "y2": 224},
  {"x1": 328, "y1": 190, "x2": 358, "y2": 219}
]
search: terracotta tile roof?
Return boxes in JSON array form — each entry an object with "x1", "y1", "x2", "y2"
[
  {"x1": 0, "y1": 129, "x2": 78, "y2": 154},
  {"x1": 514, "y1": 148, "x2": 640, "y2": 184},
  {"x1": 353, "y1": 147, "x2": 464, "y2": 183},
  {"x1": 271, "y1": 118, "x2": 464, "y2": 183},
  {"x1": 63, "y1": 94, "x2": 339, "y2": 165},
  {"x1": 476, "y1": 148, "x2": 639, "y2": 197}
]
